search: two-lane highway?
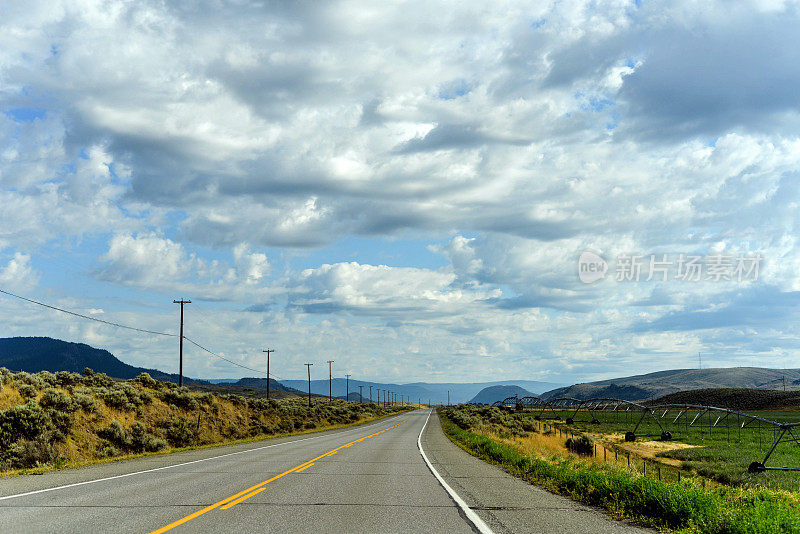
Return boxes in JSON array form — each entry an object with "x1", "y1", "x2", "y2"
[{"x1": 0, "y1": 410, "x2": 649, "y2": 533}]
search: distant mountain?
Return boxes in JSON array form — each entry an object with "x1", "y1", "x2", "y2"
[
  {"x1": 469, "y1": 385, "x2": 536, "y2": 404},
  {"x1": 234, "y1": 377, "x2": 305, "y2": 394},
  {"x1": 279, "y1": 378, "x2": 564, "y2": 404},
  {"x1": 541, "y1": 367, "x2": 800, "y2": 401},
  {"x1": 0, "y1": 336, "x2": 201, "y2": 384}
]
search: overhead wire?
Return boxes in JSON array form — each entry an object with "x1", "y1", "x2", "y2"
[
  {"x1": 0, "y1": 287, "x2": 277, "y2": 379},
  {"x1": 0, "y1": 288, "x2": 176, "y2": 337}
]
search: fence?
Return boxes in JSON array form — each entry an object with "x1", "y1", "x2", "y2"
[{"x1": 481, "y1": 395, "x2": 800, "y2": 473}]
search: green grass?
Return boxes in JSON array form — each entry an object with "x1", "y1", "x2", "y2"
[
  {"x1": 544, "y1": 407, "x2": 800, "y2": 489},
  {"x1": 440, "y1": 407, "x2": 800, "y2": 533}
]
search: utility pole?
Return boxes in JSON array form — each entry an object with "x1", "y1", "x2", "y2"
[
  {"x1": 376, "y1": 388, "x2": 380, "y2": 406},
  {"x1": 327, "y1": 360, "x2": 334, "y2": 401},
  {"x1": 359, "y1": 385, "x2": 363, "y2": 403},
  {"x1": 345, "y1": 374, "x2": 351, "y2": 401},
  {"x1": 304, "y1": 363, "x2": 313, "y2": 407},
  {"x1": 369, "y1": 385, "x2": 373, "y2": 403},
  {"x1": 447, "y1": 390, "x2": 450, "y2": 406},
  {"x1": 262, "y1": 349, "x2": 274, "y2": 399},
  {"x1": 173, "y1": 299, "x2": 191, "y2": 387}
]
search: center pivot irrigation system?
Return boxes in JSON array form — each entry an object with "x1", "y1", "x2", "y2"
[{"x1": 481, "y1": 395, "x2": 800, "y2": 474}]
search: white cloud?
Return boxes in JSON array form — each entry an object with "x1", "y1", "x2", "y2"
[
  {"x1": 0, "y1": 253, "x2": 40, "y2": 291},
  {"x1": 1, "y1": 0, "x2": 799, "y2": 382}
]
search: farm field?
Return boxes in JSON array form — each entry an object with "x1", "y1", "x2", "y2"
[
  {"x1": 539, "y1": 405, "x2": 800, "y2": 489},
  {"x1": 441, "y1": 404, "x2": 800, "y2": 532}
]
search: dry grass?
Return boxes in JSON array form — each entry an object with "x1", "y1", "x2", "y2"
[{"x1": 0, "y1": 369, "x2": 407, "y2": 475}]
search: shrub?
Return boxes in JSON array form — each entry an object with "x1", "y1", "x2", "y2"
[
  {"x1": 565, "y1": 434, "x2": 594, "y2": 456},
  {"x1": 0, "y1": 402, "x2": 51, "y2": 446},
  {"x1": 17, "y1": 384, "x2": 38, "y2": 399},
  {"x1": 39, "y1": 388, "x2": 77, "y2": 412},
  {"x1": 98, "y1": 387, "x2": 133, "y2": 410},
  {"x1": 165, "y1": 417, "x2": 197, "y2": 447},
  {"x1": 47, "y1": 410, "x2": 73, "y2": 441},
  {"x1": 54, "y1": 371, "x2": 83, "y2": 388},
  {"x1": 160, "y1": 388, "x2": 198, "y2": 411},
  {"x1": 72, "y1": 391, "x2": 97, "y2": 412},
  {"x1": 129, "y1": 421, "x2": 167, "y2": 452},
  {"x1": 97, "y1": 420, "x2": 128, "y2": 447},
  {"x1": 1, "y1": 438, "x2": 61, "y2": 469},
  {"x1": 97, "y1": 443, "x2": 119, "y2": 458},
  {"x1": 132, "y1": 373, "x2": 158, "y2": 389}
]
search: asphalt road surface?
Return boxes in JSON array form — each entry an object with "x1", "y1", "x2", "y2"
[{"x1": 0, "y1": 409, "x2": 649, "y2": 533}]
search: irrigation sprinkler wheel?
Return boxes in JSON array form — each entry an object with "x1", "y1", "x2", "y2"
[
  {"x1": 748, "y1": 461, "x2": 766, "y2": 474},
  {"x1": 660, "y1": 431, "x2": 672, "y2": 441},
  {"x1": 566, "y1": 418, "x2": 574, "y2": 425},
  {"x1": 624, "y1": 431, "x2": 636, "y2": 442}
]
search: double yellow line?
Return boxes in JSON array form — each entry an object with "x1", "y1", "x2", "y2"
[{"x1": 149, "y1": 419, "x2": 406, "y2": 533}]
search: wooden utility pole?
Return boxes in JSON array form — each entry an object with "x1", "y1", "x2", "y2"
[
  {"x1": 173, "y1": 299, "x2": 191, "y2": 386},
  {"x1": 263, "y1": 349, "x2": 274, "y2": 399},
  {"x1": 359, "y1": 385, "x2": 363, "y2": 403},
  {"x1": 345, "y1": 374, "x2": 351, "y2": 402},
  {"x1": 304, "y1": 363, "x2": 313, "y2": 407}
]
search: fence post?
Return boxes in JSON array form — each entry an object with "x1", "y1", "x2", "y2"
[
  {"x1": 678, "y1": 471, "x2": 681, "y2": 483},
  {"x1": 658, "y1": 465, "x2": 661, "y2": 481},
  {"x1": 604, "y1": 447, "x2": 607, "y2": 462},
  {"x1": 627, "y1": 453, "x2": 630, "y2": 468},
  {"x1": 643, "y1": 461, "x2": 646, "y2": 476}
]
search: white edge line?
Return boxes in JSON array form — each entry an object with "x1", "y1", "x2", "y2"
[
  {"x1": 0, "y1": 412, "x2": 406, "y2": 502},
  {"x1": 417, "y1": 409, "x2": 494, "y2": 534}
]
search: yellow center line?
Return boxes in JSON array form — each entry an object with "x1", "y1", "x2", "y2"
[
  {"x1": 148, "y1": 419, "x2": 406, "y2": 533},
  {"x1": 294, "y1": 462, "x2": 314, "y2": 473},
  {"x1": 219, "y1": 487, "x2": 266, "y2": 510}
]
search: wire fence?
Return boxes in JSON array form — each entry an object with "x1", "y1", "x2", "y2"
[{"x1": 480, "y1": 395, "x2": 800, "y2": 475}]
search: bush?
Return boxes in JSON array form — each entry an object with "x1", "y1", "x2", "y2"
[
  {"x1": 17, "y1": 384, "x2": 38, "y2": 399},
  {"x1": 1, "y1": 438, "x2": 61, "y2": 469},
  {"x1": 565, "y1": 434, "x2": 594, "y2": 456},
  {"x1": 97, "y1": 420, "x2": 166, "y2": 453},
  {"x1": 39, "y1": 388, "x2": 77, "y2": 412},
  {"x1": 54, "y1": 371, "x2": 83, "y2": 388},
  {"x1": 0, "y1": 402, "x2": 51, "y2": 446},
  {"x1": 72, "y1": 391, "x2": 97, "y2": 412},
  {"x1": 160, "y1": 388, "x2": 198, "y2": 411},
  {"x1": 165, "y1": 417, "x2": 197, "y2": 447},
  {"x1": 129, "y1": 421, "x2": 167, "y2": 452},
  {"x1": 47, "y1": 410, "x2": 73, "y2": 442},
  {"x1": 132, "y1": 373, "x2": 158, "y2": 389},
  {"x1": 97, "y1": 387, "x2": 133, "y2": 410}
]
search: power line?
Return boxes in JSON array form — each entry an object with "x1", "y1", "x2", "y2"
[
  {"x1": 0, "y1": 288, "x2": 176, "y2": 337},
  {"x1": 183, "y1": 337, "x2": 265, "y2": 375},
  {"x1": 0, "y1": 287, "x2": 282, "y2": 379}
]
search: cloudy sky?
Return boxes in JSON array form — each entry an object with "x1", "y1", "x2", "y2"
[{"x1": 2, "y1": 0, "x2": 800, "y2": 384}]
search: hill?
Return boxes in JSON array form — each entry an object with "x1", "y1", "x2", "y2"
[
  {"x1": 541, "y1": 367, "x2": 800, "y2": 401},
  {"x1": 649, "y1": 388, "x2": 800, "y2": 411},
  {"x1": 234, "y1": 377, "x2": 303, "y2": 394},
  {"x1": 279, "y1": 378, "x2": 563, "y2": 405},
  {"x1": 0, "y1": 337, "x2": 197, "y2": 384},
  {"x1": 469, "y1": 385, "x2": 536, "y2": 404}
]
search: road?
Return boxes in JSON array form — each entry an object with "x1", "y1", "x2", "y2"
[{"x1": 0, "y1": 409, "x2": 648, "y2": 533}]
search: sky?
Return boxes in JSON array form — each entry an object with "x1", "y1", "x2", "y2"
[{"x1": 1, "y1": 0, "x2": 800, "y2": 384}]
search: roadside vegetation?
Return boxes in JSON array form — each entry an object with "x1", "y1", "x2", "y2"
[
  {"x1": 0, "y1": 367, "x2": 406, "y2": 474},
  {"x1": 440, "y1": 405, "x2": 800, "y2": 533}
]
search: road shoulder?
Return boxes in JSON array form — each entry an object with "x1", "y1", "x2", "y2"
[{"x1": 421, "y1": 410, "x2": 653, "y2": 534}]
